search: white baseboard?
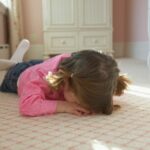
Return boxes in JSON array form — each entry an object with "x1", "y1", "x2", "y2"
[
  {"x1": 24, "y1": 44, "x2": 44, "y2": 60},
  {"x1": 125, "y1": 42, "x2": 149, "y2": 61},
  {"x1": 113, "y1": 42, "x2": 125, "y2": 57}
]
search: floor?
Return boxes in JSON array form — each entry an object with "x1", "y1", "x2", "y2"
[{"x1": 0, "y1": 58, "x2": 150, "y2": 150}]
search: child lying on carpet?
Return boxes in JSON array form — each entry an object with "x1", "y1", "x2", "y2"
[{"x1": 0, "y1": 48, "x2": 130, "y2": 116}]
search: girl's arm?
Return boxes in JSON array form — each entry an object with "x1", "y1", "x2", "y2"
[
  {"x1": 18, "y1": 53, "x2": 71, "y2": 117},
  {"x1": 56, "y1": 101, "x2": 90, "y2": 116},
  {"x1": 19, "y1": 81, "x2": 90, "y2": 116},
  {"x1": 19, "y1": 81, "x2": 58, "y2": 116}
]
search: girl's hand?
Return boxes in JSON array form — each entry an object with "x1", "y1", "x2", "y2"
[{"x1": 56, "y1": 101, "x2": 90, "y2": 116}]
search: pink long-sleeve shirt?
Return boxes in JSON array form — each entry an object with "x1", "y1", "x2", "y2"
[{"x1": 18, "y1": 53, "x2": 71, "y2": 116}]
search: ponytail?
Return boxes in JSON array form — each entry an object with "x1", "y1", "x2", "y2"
[{"x1": 114, "y1": 74, "x2": 131, "y2": 96}]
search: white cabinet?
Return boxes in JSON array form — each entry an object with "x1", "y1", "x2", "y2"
[{"x1": 43, "y1": 0, "x2": 113, "y2": 58}]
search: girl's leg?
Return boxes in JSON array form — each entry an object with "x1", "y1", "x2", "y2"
[
  {"x1": 0, "y1": 60, "x2": 43, "y2": 93},
  {"x1": 0, "y1": 39, "x2": 30, "y2": 70},
  {"x1": 10, "y1": 39, "x2": 30, "y2": 63}
]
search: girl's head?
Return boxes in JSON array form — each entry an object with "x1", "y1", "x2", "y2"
[{"x1": 46, "y1": 50, "x2": 130, "y2": 115}]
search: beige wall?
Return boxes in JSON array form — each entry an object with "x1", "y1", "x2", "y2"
[
  {"x1": 0, "y1": 13, "x2": 5, "y2": 43},
  {"x1": 125, "y1": 0, "x2": 149, "y2": 60},
  {"x1": 113, "y1": 0, "x2": 148, "y2": 60},
  {"x1": 113, "y1": 0, "x2": 148, "y2": 43},
  {"x1": 21, "y1": 0, "x2": 43, "y2": 44},
  {"x1": 125, "y1": 0, "x2": 148, "y2": 42},
  {"x1": 113, "y1": 0, "x2": 126, "y2": 43},
  {"x1": 0, "y1": 3, "x2": 8, "y2": 44}
]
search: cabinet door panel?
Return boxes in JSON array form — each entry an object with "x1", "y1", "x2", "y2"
[
  {"x1": 79, "y1": 0, "x2": 111, "y2": 27},
  {"x1": 43, "y1": 0, "x2": 77, "y2": 29}
]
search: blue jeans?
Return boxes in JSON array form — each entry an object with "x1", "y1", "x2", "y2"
[{"x1": 0, "y1": 60, "x2": 43, "y2": 93}]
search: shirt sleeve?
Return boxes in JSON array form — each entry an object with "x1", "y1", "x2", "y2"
[{"x1": 19, "y1": 74, "x2": 58, "y2": 117}]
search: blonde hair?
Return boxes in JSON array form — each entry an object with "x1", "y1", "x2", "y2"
[
  {"x1": 45, "y1": 70, "x2": 69, "y2": 90},
  {"x1": 45, "y1": 50, "x2": 131, "y2": 115}
]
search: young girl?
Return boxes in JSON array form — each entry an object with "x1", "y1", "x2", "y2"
[{"x1": 0, "y1": 50, "x2": 130, "y2": 116}]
